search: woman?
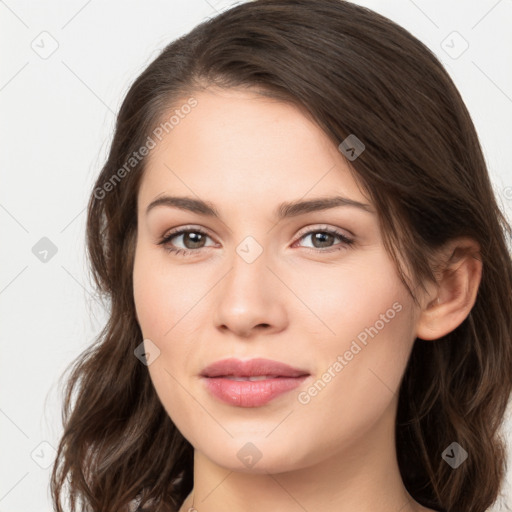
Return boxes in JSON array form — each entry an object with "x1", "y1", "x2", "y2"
[{"x1": 50, "y1": 1, "x2": 512, "y2": 511}]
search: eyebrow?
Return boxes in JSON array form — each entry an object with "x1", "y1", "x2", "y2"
[{"x1": 145, "y1": 194, "x2": 375, "y2": 219}]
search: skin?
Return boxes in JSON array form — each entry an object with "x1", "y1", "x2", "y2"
[{"x1": 132, "y1": 87, "x2": 482, "y2": 512}]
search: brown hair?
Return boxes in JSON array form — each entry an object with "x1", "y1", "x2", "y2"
[{"x1": 50, "y1": 1, "x2": 512, "y2": 511}]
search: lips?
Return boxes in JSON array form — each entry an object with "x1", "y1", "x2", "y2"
[
  {"x1": 200, "y1": 358, "x2": 311, "y2": 407},
  {"x1": 200, "y1": 357, "x2": 309, "y2": 378}
]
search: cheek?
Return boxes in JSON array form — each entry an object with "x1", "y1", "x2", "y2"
[
  {"x1": 293, "y1": 251, "x2": 409, "y2": 344},
  {"x1": 132, "y1": 247, "x2": 205, "y2": 396},
  {"x1": 294, "y1": 256, "x2": 415, "y2": 414},
  {"x1": 133, "y1": 246, "x2": 194, "y2": 339},
  {"x1": 292, "y1": 294, "x2": 415, "y2": 461},
  {"x1": 133, "y1": 249, "x2": 199, "y2": 428},
  {"x1": 133, "y1": 255, "x2": 163, "y2": 338}
]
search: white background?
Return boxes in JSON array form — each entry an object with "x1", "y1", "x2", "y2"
[{"x1": 1, "y1": 0, "x2": 511, "y2": 510}]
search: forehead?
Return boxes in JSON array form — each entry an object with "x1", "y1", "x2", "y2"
[{"x1": 138, "y1": 87, "x2": 369, "y2": 210}]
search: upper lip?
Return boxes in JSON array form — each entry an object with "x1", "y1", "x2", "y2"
[{"x1": 200, "y1": 358, "x2": 310, "y2": 378}]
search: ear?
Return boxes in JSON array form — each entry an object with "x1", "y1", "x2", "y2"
[{"x1": 415, "y1": 237, "x2": 482, "y2": 341}]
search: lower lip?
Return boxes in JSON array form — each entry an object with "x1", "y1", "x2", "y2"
[{"x1": 202, "y1": 376, "x2": 309, "y2": 407}]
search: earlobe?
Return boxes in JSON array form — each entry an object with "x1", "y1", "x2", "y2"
[{"x1": 415, "y1": 238, "x2": 482, "y2": 341}]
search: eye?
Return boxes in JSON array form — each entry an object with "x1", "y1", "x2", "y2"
[
  {"x1": 293, "y1": 225, "x2": 354, "y2": 253},
  {"x1": 157, "y1": 226, "x2": 216, "y2": 257}
]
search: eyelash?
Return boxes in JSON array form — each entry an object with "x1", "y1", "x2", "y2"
[{"x1": 157, "y1": 225, "x2": 355, "y2": 257}]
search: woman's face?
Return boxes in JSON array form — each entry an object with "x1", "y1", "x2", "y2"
[{"x1": 133, "y1": 87, "x2": 423, "y2": 472}]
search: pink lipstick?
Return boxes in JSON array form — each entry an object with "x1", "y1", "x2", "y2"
[{"x1": 200, "y1": 357, "x2": 310, "y2": 407}]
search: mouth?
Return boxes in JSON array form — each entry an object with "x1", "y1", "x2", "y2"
[{"x1": 200, "y1": 358, "x2": 311, "y2": 407}]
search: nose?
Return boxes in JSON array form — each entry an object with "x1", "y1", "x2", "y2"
[{"x1": 212, "y1": 245, "x2": 288, "y2": 339}]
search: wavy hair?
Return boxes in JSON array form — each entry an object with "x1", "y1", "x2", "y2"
[{"x1": 50, "y1": 1, "x2": 512, "y2": 511}]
